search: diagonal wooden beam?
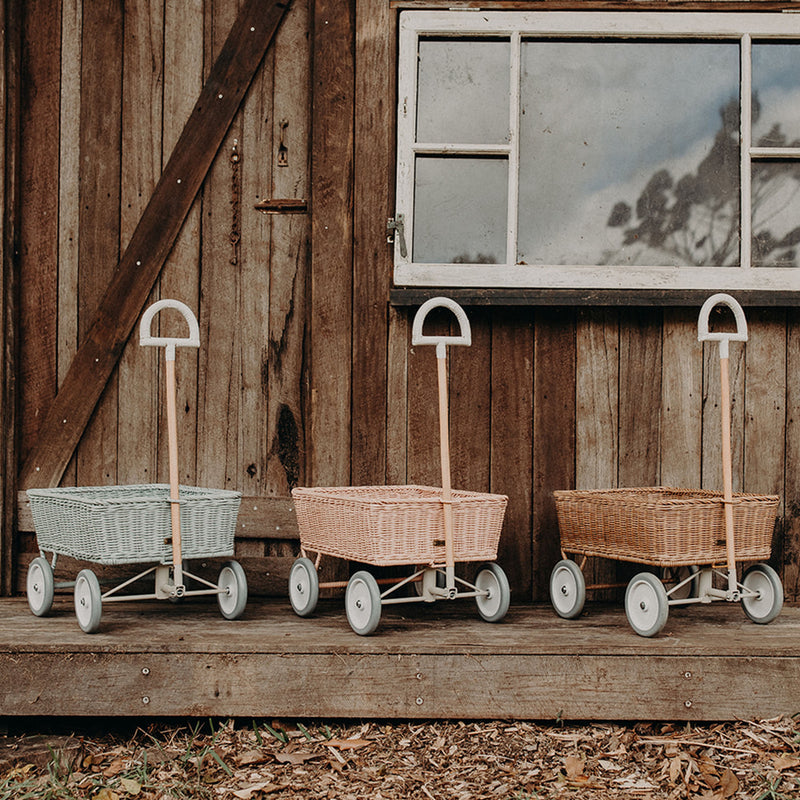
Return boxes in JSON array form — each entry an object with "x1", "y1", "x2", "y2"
[{"x1": 20, "y1": 0, "x2": 292, "y2": 490}]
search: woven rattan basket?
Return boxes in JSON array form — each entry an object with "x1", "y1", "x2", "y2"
[
  {"x1": 292, "y1": 485, "x2": 507, "y2": 567},
  {"x1": 27, "y1": 484, "x2": 241, "y2": 565},
  {"x1": 554, "y1": 487, "x2": 778, "y2": 567}
]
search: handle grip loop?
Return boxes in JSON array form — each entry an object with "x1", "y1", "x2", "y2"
[
  {"x1": 139, "y1": 299, "x2": 200, "y2": 360},
  {"x1": 412, "y1": 297, "x2": 471, "y2": 358},
  {"x1": 697, "y1": 293, "x2": 747, "y2": 358}
]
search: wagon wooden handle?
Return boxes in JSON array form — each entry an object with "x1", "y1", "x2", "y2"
[
  {"x1": 698, "y1": 293, "x2": 748, "y2": 594},
  {"x1": 412, "y1": 297, "x2": 471, "y2": 588},
  {"x1": 139, "y1": 299, "x2": 200, "y2": 591}
]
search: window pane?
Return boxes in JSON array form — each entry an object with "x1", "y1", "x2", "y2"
[
  {"x1": 417, "y1": 38, "x2": 510, "y2": 144},
  {"x1": 751, "y1": 43, "x2": 800, "y2": 268},
  {"x1": 517, "y1": 40, "x2": 740, "y2": 267},
  {"x1": 413, "y1": 156, "x2": 508, "y2": 264},
  {"x1": 753, "y1": 42, "x2": 800, "y2": 144}
]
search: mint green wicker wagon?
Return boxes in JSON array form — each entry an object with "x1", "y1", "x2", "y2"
[{"x1": 25, "y1": 300, "x2": 248, "y2": 633}]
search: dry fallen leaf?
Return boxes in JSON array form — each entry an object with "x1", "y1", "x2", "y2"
[
  {"x1": 231, "y1": 782, "x2": 280, "y2": 799},
  {"x1": 274, "y1": 751, "x2": 320, "y2": 765},
  {"x1": 718, "y1": 767, "x2": 739, "y2": 798},
  {"x1": 773, "y1": 754, "x2": 800, "y2": 771},
  {"x1": 235, "y1": 749, "x2": 267, "y2": 766},
  {"x1": 324, "y1": 738, "x2": 372, "y2": 750},
  {"x1": 564, "y1": 755, "x2": 588, "y2": 782}
]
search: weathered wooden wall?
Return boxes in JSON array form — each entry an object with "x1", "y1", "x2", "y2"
[{"x1": 4, "y1": 0, "x2": 800, "y2": 605}]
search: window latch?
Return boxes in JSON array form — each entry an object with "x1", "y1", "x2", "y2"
[{"x1": 386, "y1": 214, "x2": 408, "y2": 258}]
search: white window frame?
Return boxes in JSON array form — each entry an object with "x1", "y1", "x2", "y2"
[{"x1": 394, "y1": 10, "x2": 800, "y2": 291}]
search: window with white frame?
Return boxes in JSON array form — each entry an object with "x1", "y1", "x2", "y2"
[{"x1": 394, "y1": 11, "x2": 800, "y2": 291}]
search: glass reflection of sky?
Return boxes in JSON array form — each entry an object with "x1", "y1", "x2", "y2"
[{"x1": 411, "y1": 37, "x2": 800, "y2": 268}]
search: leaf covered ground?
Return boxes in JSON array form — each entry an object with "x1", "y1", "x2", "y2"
[{"x1": 1, "y1": 716, "x2": 799, "y2": 800}]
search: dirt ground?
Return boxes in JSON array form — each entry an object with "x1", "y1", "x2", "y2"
[{"x1": 1, "y1": 715, "x2": 798, "y2": 800}]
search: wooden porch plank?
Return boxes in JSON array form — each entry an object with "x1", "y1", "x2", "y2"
[
  {"x1": 0, "y1": 600, "x2": 798, "y2": 720},
  {"x1": 19, "y1": 0, "x2": 292, "y2": 491}
]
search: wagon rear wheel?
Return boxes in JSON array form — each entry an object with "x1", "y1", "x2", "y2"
[
  {"x1": 217, "y1": 560, "x2": 248, "y2": 620},
  {"x1": 27, "y1": 557, "x2": 55, "y2": 617},
  {"x1": 740, "y1": 563, "x2": 783, "y2": 624},
  {"x1": 475, "y1": 563, "x2": 510, "y2": 623}
]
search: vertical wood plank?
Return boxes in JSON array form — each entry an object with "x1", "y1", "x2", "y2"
[
  {"x1": 450, "y1": 309, "x2": 491, "y2": 495},
  {"x1": 743, "y1": 310, "x2": 786, "y2": 573},
  {"x1": 618, "y1": 308, "x2": 663, "y2": 487},
  {"x1": 238, "y1": 1, "x2": 275, "y2": 499},
  {"x1": 117, "y1": 0, "x2": 163, "y2": 485},
  {"x1": 531, "y1": 309, "x2": 575, "y2": 601},
  {"x1": 309, "y1": 0, "x2": 354, "y2": 488},
  {"x1": 18, "y1": 0, "x2": 61, "y2": 464},
  {"x1": 57, "y1": 0, "x2": 82, "y2": 487},
  {"x1": 661, "y1": 308, "x2": 703, "y2": 488},
  {"x1": 785, "y1": 310, "x2": 800, "y2": 602},
  {"x1": 702, "y1": 324, "x2": 745, "y2": 493},
  {"x1": 75, "y1": 0, "x2": 123, "y2": 485},
  {"x1": 158, "y1": 0, "x2": 203, "y2": 487},
  {"x1": 1, "y1": 0, "x2": 21, "y2": 594},
  {"x1": 575, "y1": 308, "x2": 618, "y2": 596},
  {"x1": 351, "y1": 0, "x2": 394, "y2": 486},
  {"x1": 386, "y1": 306, "x2": 409, "y2": 486},
  {"x1": 197, "y1": 0, "x2": 243, "y2": 490},
  {"x1": 491, "y1": 309, "x2": 534, "y2": 598},
  {"x1": 263, "y1": 0, "x2": 310, "y2": 496}
]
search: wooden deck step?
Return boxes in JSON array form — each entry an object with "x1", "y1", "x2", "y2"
[{"x1": 1, "y1": 599, "x2": 797, "y2": 721}]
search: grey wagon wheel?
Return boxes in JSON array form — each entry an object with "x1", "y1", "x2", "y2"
[
  {"x1": 625, "y1": 572, "x2": 669, "y2": 638},
  {"x1": 217, "y1": 560, "x2": 248, "y2": 620},
  {"x1": 289, "y1": 557, "x2": 319, "y2": 617},
  {"x1": 74, "y1": 569, "x2": 102, "y2": 634},
  {"x1": 27, "y1": 556, "x2": 55, "y2": 617},
  {"x1": 740, "y1": 563, "x2": 783, "y2": 624},
  {"x1": 550, "y1": 559, "x2": 586, "y2": 619},
  {"x1": 475, "y1": 563, "x2": 511, "y2": 623},
  {"x1": 345, "y1": 571, "x2": 382, "y2": 636}
]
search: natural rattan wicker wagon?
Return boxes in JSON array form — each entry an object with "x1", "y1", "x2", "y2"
[
  {"x1": 550, "y1": 295, "x2": 783, "y2": 637},
  {"x1": 25, "y1": 300, "x2": 248, "y2": 633},
  {"x1": 288, "y1": 298, "x2": 510, "y2": 635}
]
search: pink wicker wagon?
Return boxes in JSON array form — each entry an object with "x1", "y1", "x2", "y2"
[
  {"x1": 289, "y1": 298, "x2": 510, "y2": 635},
  {"x1": 550, "y1": 294, "x2": 783, "y2": 637}
]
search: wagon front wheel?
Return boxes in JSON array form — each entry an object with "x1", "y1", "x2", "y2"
[
  {"x1": 74, "y1": 569, "x2": 102, "y2": 634},
  {"x1": 217, "y1": 560, "x2": 248, "y2": 620},
  {"x1": 475, "y1": 563, "x2": 511, "y2": 623},
  {"x1": 625, "y1": 572, "x2": 669, "y2": 638},
  {"x1": 27, "y1": 557, "x2": 55, "y2": 617},
  {"x1": 345, "y1": 571, "x2": 381, "y2": 636},
  {"x1": 289, "y1": 557, "x2": 319, "y2": 617},
  {"x1": 740, "y1": 563, "x2": 783, "y2": 624},
  {"x1": 550, "y1": 559, "x2": 586, "y2": 619}
]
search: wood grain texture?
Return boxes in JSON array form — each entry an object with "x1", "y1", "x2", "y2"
[
  {"x1": 351, "y1": 0, "x2": 394, "y2": 486},
  {"x1": 492, "y1": 309, "x2": 534, "y2": 599},
  {"x1": 18, "y1": 0, "x2": 62, "y2": 464},
  {"x1": 309, "y1": 0, "x2": 354, "y2": 490},
  {"x1": 532, "y1": 309, "x2": 575, "y2": 601},
  {"x1": 1, "y1": 0, "x2": 21, "y2": 596},
  {"x1": 575, "y1": 308, "x2": 618, "y2": 597},
  {"x1": 19, "y1": 0, "x2": 292, "y2": 490},
  {"x1": 1, "y1": 599, "x2": 798, "y2": 720},
  {"x1": 117, "y1": 0, "x2": 163, "y2": 487}
]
